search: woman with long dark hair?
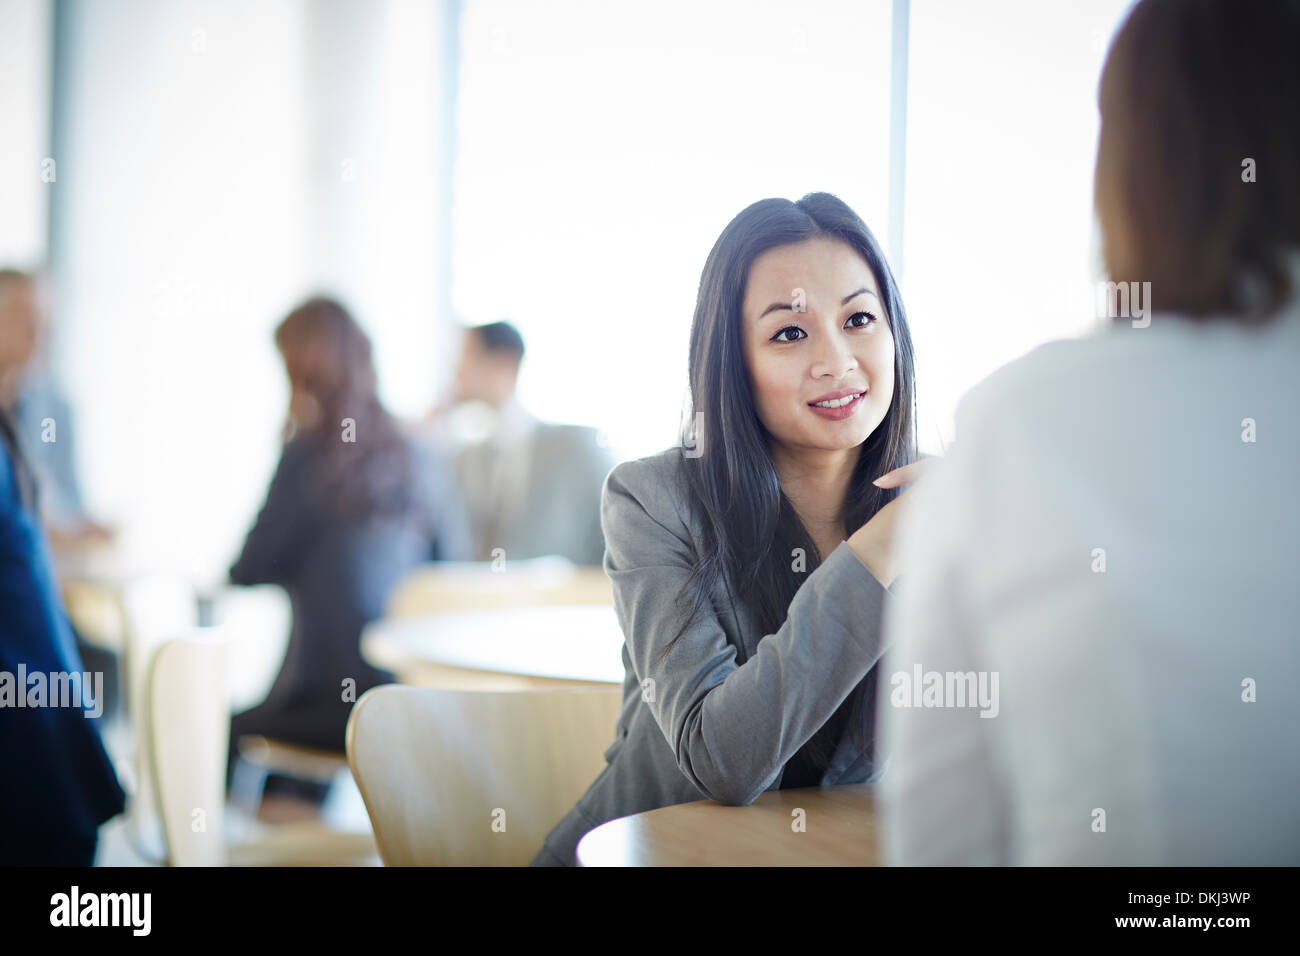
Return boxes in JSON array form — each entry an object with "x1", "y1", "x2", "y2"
[
  {"x1": 533, "y1": 192, "x2": 925, "y2": 865},
  {"x1": 226, "y1": 297, "x2": 471, "y2": 794}
]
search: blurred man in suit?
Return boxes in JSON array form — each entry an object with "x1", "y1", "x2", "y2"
[{"x1": 434, "y1": 321, "x2": 613, "y2": 567}]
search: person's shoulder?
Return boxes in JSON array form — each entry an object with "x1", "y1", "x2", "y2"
[
  {"x1": 602, "y1": 446, "x2": 695, "y2": 534},
  {"x1": 955, "y1": 305, "x2": 1297, "y2": 439},
  {"x1": 534, "y1": 422, "x2": 610, "y2": 459},
  {"x1": 961, "y1": 334, "x2": 1084, "y2": 403},
  {"x1": 951, "y1": 330, "x2": 1138, "y2": 441},
  {"x1": 606, "y1": 446, "x2": 687, "y2": 493}
]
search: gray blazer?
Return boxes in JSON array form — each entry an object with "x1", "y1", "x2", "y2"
[
  {"x1": 456, "y1": 422, "x2": 613, "y2": 566},
  {"x1": 531, "y1": 445, "x2": 893, "y2": 865}
]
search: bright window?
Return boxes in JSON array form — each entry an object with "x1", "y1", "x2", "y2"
[{"x1": 452, "y1": 0, "x2": 896, "y2": 460}]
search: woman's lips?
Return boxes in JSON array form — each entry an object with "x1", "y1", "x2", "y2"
[{"x1": 807, "y1": 390, "x2": 866, "y2": 421}]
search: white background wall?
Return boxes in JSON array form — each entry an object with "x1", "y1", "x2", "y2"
[
  {"x1": 0, "y1": 0, "x2": 50, "y2": 265},
  {"x1": 49, "y1": 0, "x2": 456, "y2": 587}
]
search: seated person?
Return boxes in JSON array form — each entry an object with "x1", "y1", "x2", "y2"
[
  {"x1": 0, "y1": 404, "x2": 125, "y2": 864},
  {"x1": 226, "y1": 296, "x2": 471, "y2": 800},
  {"x1": 431, "y1": 320, "x2": 614, "y2": 567},
  {"x1": 878, "y1": 0, "x2": 1300, "y2": 864}
]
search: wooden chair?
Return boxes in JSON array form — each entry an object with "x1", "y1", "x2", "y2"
[
  {"x1": 142, "y1": 628, "x2": 378, "y2": 866},
  {"x1": 210, "y1": 585, "x2": 361, "y2": 829},
  {"x1": 147, "y1": 633, "x2": 230, "y2": 866},
  {"x1": 227, "y1": 736, "x2": 352, "y2": 818},
  {"x1": 385, "y1": 557, "x2": 612, "y2": 618},
  {"x1": 119, "y1": 574, "x2": 200, "y2": 861},
  {"x1": 346, "y1": 684, "x2": 623, "y2": 865}
]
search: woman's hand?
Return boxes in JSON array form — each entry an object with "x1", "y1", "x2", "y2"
[{"x1": 847, "y1": 459, "x2": 938, "y2": 588}]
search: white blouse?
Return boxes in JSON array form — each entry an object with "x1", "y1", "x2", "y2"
[{"x1": 877, "y1": 275, "x2": 1300, "y2": 865}]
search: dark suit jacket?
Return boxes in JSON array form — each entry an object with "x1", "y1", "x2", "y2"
[
  {"x1": 228, "y1": 436, "x2": 471, "y2": 739},
  {"x1": 455, "y1": 422, "x2": 613, "y2": 566},
  {"x1": 0, "y1": 416, "x2": 125, "y2": 864}
]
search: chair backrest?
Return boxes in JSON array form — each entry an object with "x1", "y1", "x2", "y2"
[
  {"x1": 385, "y1": 558, "x2": 612, "y2": 618},
  {"x1": 147, "y1": 631, "x2": 230, "y2": 866},
  {"x1": 346, "y1": 684, "x2": 623, "y2": 865},
  {"x1": 119, "y1": 574, "x2": 199, "y2": 860}
]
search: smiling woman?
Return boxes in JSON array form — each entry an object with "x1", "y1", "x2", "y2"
[
  {"x1": 532, "y1": 192, "x2": 923, "y2": 866},
  {"x1": 741, "y1": 235, "x2": 900, "y2": 561}
]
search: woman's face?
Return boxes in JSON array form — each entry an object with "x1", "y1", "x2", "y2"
[{"x1": 741, "y1": 236, "x2": 895, "y2": 457}]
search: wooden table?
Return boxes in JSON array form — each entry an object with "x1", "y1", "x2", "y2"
[
  {"x1": 576, "y1": 784, "x2": 879, "y2": 866},
  {"x1": 52, "y1": 540, "x2": 136, "y2": 652},
  {"x1": 361, "y1": 605, "x2": 626, "y2": 689}
]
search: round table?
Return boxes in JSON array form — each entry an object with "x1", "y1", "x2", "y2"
[
  {"x1": 361, "y1": 604, "x2": 627, "y2": 689},
  {"x1": 576, "y1": 784, "x2": 879, "y2": 866}
]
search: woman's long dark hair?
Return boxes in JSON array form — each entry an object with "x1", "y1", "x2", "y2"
[
  {"x1": 274, "y1": 297, "x2": 427, "y2": 529},
  {"x1": 664, "y1": 192, "x2": 917, "y2": 775}
]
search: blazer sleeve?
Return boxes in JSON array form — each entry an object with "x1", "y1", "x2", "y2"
[
  {"x1": 602, "y1": 455, "x2": 891, "y2": 806},
  {"x1": 229, "y1": 439, "x2": 319, "y2": 587}
]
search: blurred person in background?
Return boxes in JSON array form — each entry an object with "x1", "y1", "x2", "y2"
[
  {"x1": 0, "y1": 397, "x2": 125, "y2": 865},
  {"x1": 226, "y1": 296, "x2": 471, "y2": 802},
  {"x1": 0, "y1": 269, "x2": 113, "y2": 545},
  {"x1": 427, "y1": 320, "x2": 614, "y2": 567},
  {"x1": 879, "y1": 0, "x2": 1300, "y2": 864},
  {"x1": 0, "y1": 267, "x2": 120, "y2": 722}
]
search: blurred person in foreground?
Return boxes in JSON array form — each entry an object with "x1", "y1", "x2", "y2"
[
  {"x1": 0, "y1": 268, "x2": 120, "y2": 722},
  {"x1": 226, "y1": 296, "x2": 471, "y2": 800},
  {"x1": 879, "y1": 0, "x2": 1300, "y2": 864},
  {"x1": 427, "y1": 321, "x2": 614, "y2": 567},
  {"x1": 0, "y1": 399, "x2": 125, "y2": 865}
]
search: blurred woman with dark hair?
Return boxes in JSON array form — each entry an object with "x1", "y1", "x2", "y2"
[
  {"x1": 226, "y1": 296, "x2": 471, "y2": 798},
  {"x1": 879, "y1": 0, "x2": 1300, "y2": 864}
]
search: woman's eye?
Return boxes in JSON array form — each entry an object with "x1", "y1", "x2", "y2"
[
  {"x1": 771, "y1": 326, "x2": 806, "y2": 343},
  {"x1": 847, "y1": 311, "x2": 878, "y2": 329}
]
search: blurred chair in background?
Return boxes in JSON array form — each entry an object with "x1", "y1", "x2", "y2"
[
  {"x1": 147, "y1": 631, "x2": 228, "y2": 866},
  {"x1": 118, "y1": 574, "x2": 198, "y2": 862},
  {"x1": 137, "y1": 626, "x2": 377, "y2": 866},
  {"x1": 225, "y1": 296, "x2": 472, "y2": 812}
]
